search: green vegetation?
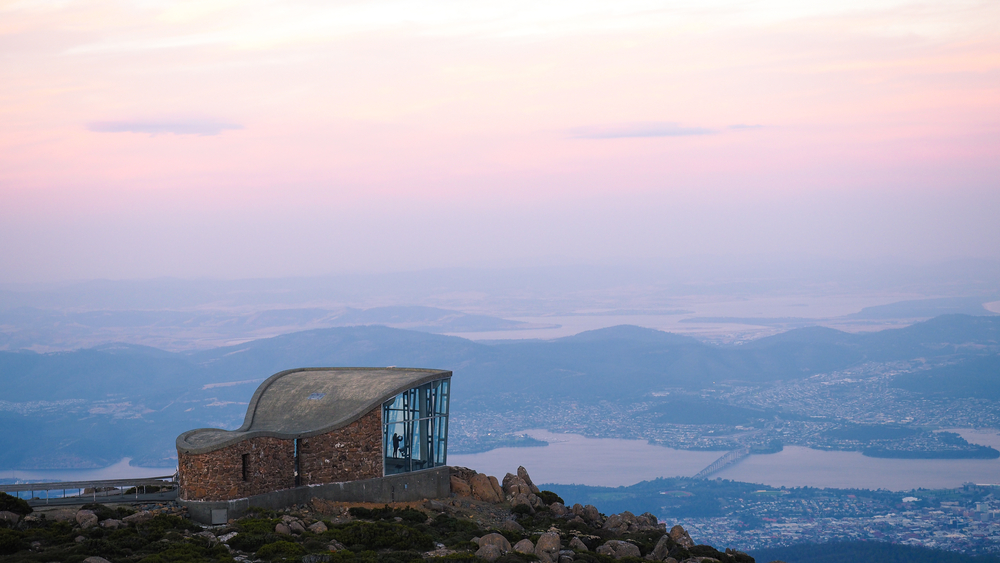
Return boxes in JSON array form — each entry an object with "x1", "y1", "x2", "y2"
[
  {"x1": 536, "y1": 491, "x2": 564, "y2": 505},
  {"x1": 0, "y1": 492, "x2": 32, "y2": 516},
  {"x1": 0, "y1": 503, "x2": 232, "y2": 563}
]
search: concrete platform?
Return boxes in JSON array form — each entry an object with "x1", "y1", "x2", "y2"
[{"x1": 179, "y1": 465, "x2": 451, "y2": 524}]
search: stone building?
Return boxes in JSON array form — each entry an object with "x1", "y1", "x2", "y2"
[{"x1": 176, "y1": 367, "x2": 452, "y2": 523}]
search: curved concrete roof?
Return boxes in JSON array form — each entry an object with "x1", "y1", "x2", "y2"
[{"x1": 177, "y1": 367, "x2": 451, "y2": 455}]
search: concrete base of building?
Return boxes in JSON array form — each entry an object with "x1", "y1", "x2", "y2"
[{"x1": 179, "y1": 466, "x2": 452, "y2": 524}]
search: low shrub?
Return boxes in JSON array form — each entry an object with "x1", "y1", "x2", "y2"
[
  {"x1": 229, "y1": 532, "x2": 280, "y2": 553},
  {"x1": 0, "y1": 492, "x2": 32, "y2": 516},
  {"x1": 536, "y1": 491, "x2": 564, "y2": 506},
  {"x1": 256, "y1": 539, "x2": 306, "y2": 560},
  {"x1": 237, "y1": 517, "x2": 281, "y2": 535},
  {"x1": 349, "y1": 506, "x2": 427, "y2": 524},
  {"x1": 328, "y1": 521, "x2": 435, "y2": 552},
  {"x1": 0, "y1": 528, "x2": 25, "y2": 555},
  {"x1": 426, "y1": 514, "x2": 481, "y2": 545}
]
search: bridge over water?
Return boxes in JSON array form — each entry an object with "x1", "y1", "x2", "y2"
[{"x1": 693, "y1": 447, "x2": 751, "y2": 480}]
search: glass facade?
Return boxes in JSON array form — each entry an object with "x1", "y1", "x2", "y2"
[{"x1": 382, "y1": 378, "x2": 450, "y2": 475}]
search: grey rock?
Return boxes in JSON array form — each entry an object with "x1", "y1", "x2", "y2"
[
  {"x1": 512, "y1": 493, "x2": 535, "y2": 513},
  {"x1": 83, "y1": 558, "x2": 112, "y2": 563},
  {"x1": 550, "y1": 502, "x2": 568, "y2": 516},
  {"x1": 275, "y1": 522, "x2": 292, "y2": 535},
  {"x1": 328, "y1": 540, "x2": 347, "y2": 551},
  {"x1": 559, "y1": 556, "x2": 574, "y2": 563},
  {"x1": 0, "y1": 511, "x2": 20, "y2": 525},
  {"x1": 569, "y1": 537, "x2": 589, "y2": 551},
  {"x1": 289, "y1": 520, "x2": 307, "y2": 534},
  {"x1": 596, "y1": 540, "x2": 641, "y2": 559},
  {"x1": 535, "y1": 531, "x2": 562, "y2": 563},
  {"x1": 499, "y1": 519, "x2": 524, "y2": 533},
  {"x1": 122, "y1": 511, "x2": 154, "y2": 525},
  {"x1": 99, "y1": 519, "x2": 122, "y2": 529},
  {"x1": 471, "y1": 473, "x2": 503, "y2": 503},
  {"x1": 476, "y1": 544, "x2": 504, "y2": 561},
  {"x1": 218, "y1": 531, "x2": 238, "y2": 543},
  {"x1": 478, "y1": 532, "x2": 512, "y2": 553},
  {"x1": 75, "y1": 536, "x2": 86, "y2": 543},
  {"x1": 308, "y1": 520, "x2": 329, "y2": 533},
  {"x1": 75, "y1": 510, "x2": 98, "y2": 529},
  {"x1": 582, "y1": 505, "x2": 603, "y2": 525},
  {"x1": 669, "y1": 525, "x2": 694, "y2": 548},
  {"x1": 514, "y1": 539, "x2": 535, "y2": 554},
  {"x1": 303, "y1": 555, "x2": 332, "y2": 563},
  {"x1": 645, "y1": 535, "x2": 671, "y2": 561},
  {"x1": 195, "y1": 530, "x2": 218, "y2": 545},
  {"x1": 424, "y1": 500, "x2": 446, "y2": 512},
  {"x1": 641, "y1": 512, "x2": 662, "y2": 529},
  {"x1": 517, "y1": 466, "x2": 541, "y2": 494}
]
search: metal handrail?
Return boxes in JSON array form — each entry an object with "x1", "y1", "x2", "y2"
[
  {"x1": 0, "y1": 476, "x2": 177, "y2": 505},
  {"x1": 0, "y1": 476, "x2": 175, "y2": 493}
]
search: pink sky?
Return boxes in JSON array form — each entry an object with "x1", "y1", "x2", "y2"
[{"x1": 1, "y1": 0, "x2": 998, "y2": 282}]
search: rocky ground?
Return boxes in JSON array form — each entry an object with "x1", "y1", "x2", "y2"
[{"x1": 0, "y1": 466, "x2": 761, "y2": 563}]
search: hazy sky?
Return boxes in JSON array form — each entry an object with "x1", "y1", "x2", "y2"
[{"x1": 2, "y1": 0, "x2": 998, "y2": 282}]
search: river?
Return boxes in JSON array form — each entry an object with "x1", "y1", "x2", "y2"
[{"x1": 450, "y1": 428, "x2": 1000, "y2": 490}]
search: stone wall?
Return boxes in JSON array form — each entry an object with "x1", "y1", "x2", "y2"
[
  {"x1": 179, "y1": 436, "x2": 294, "y2": 501},
  {"x1": 299, "y1": 408, "x2": 382, "y2": 485},
  {"x1": 178, "y1": 408, "x2": 383, "y2": 502}
]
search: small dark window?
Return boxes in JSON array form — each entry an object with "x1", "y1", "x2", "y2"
[{"x1": 241, "y1": 453, "x2": 249, "y2": 482}]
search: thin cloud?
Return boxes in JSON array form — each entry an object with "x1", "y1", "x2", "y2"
[
  {"x1": 86, "y1": 120, "x2": 243, "y2": 136},
  {"x1": 729, "y1": 124, "x2": 764, "y2": 130},
  {"x1": 571, "y1": 122, "x2": 717, "y2": 139}
]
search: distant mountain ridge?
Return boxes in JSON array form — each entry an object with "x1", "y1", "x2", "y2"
[{"x1": 1, "y1": 314, "x2": 998, "y2": 468}]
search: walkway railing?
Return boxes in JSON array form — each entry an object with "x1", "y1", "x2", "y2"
[{"x1": 0, "y1": 476, "x2": 177, "y2": 506}]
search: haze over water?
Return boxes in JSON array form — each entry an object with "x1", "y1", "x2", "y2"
[{"x1": 452, "y1": 429, "x2": 1000, "y2": 490}]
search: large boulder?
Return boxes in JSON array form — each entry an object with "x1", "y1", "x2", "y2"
[
  {"x1": 517, "y1": 466, "x2": 541, "y2": 494},
  {"x1": 275, "y1": 522, "x2": 292, "y2": 535},
  {"x1": 476, "y1": 544, "x2": 503, "y2": 561},
  {"x1": 569, "y1": 537, "x2": 589, "y2": 551},
  {"x1": 596, "y1": 540, "x2": 641, "y2": 559},
  {"x1": 502, "y1": 473, "x2": 532, "y2": 496},
  {"x1": 122, "y1": 511, "x2": 154, "y2": 525},
  {"x1": 308, "y1": 521, "x2": 328, "y2": 533},
  {"x1": 99, "y1": 519, "x2": 122, "y2": 529},
  {"x1": 488, "y1": 475, "x2": 505, "y2": 500},
  {"x1": 534, "y1": 531, "x2": 562, "y2": 563},
  {"x1": 550, "y1": 503, "x2": 568, "y2": 517},
  {"x1": 512, "y1": 493, "x2": 535, "y2": 513},
  {"x1": 499, "y1": 519, "x2": 524, "y2": 533},
  {"x1": 470, "y1": 474, "x2": 502, "y2": 503},
  {"x1": 571, "y1": 504, "x2": 604, "y2": 526},
  {"x1": 0, "y1": 511, "x2": 20, "y2": 525},
  {"x1": 646, "y1": 535, "x2": 672, "y2": 561},
  {"x1": 75, "y1": 510, "x2": 98, "y2": 529},
  {"x1": 603, "y1": 510, "x2": 661, "y2": 535},
  {"x1": 450, "y1": 476, "x2": 472, "y2": 497},
  {"x1": 478, "y1": 532, "x2": 512, "y2": 553},
  {"x1": 514, "y1": 539, "x2": 535, "y2": 554},
  {"x1": 669, "y1": 525, "x2": 695, "y2": 548}
]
